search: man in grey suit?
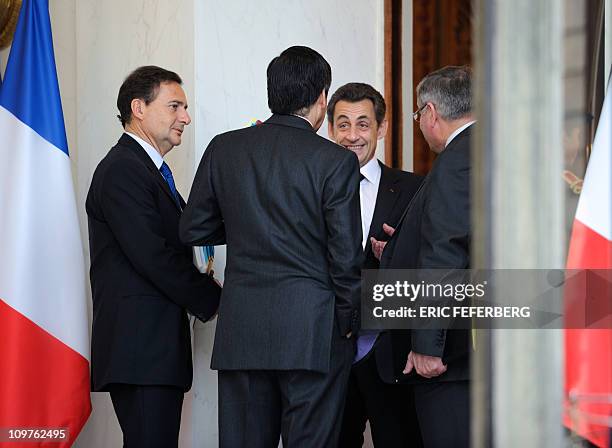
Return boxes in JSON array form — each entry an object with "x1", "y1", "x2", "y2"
[
  {"x1": 373, "y1": 65, "x2": 475, "y2": 448},
  {"x1": 180, "y1": 46, "x2": 363, "y2": 447}
]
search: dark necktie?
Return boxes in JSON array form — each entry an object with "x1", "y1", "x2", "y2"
[
  {"x1": 159, "y1": 162, "x2": 180, "y2": 207},
  {"x1": 159, "y1": 162, "x2": 216, "y2": 271},
  {"x1": 360, "y1": 173, "x2": 365, "y2": 181}
]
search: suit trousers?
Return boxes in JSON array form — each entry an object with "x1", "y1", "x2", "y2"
[
  {"x1": 338, "y1": 351, "x2": 423, "y2": 447},
  {"x1": 218, "y1": 330, "x2": 354, "y2": 448},
  {"x1": 109, "y1": 383, "x2": 184, "y2": 448},
  {"x1": 413, "y1": 380, "x2": 470, "y2": 448}
]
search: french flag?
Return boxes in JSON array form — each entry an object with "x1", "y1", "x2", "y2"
[
  {"x1": 564, "y1": 77, "x2": 612, "y2": 446},
  {"x1": 0, "y1": 0, "x2": 91, "y2": 446}
]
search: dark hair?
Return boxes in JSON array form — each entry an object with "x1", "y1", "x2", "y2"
[
  {"x1": 327, "y1": 83, "x2": 386, "y2": 125},
  {"x1": 116, "y1": 66, "x2": 183, "y2": 127},
  {"x1": 267, "y1": 46, "x2": 332, "y2": 116},
  {"x1": 416, "y1": 66, "x2": 472, "y2": 121}
]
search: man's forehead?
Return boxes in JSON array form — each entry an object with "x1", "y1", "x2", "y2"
[
  {"x1": 334, "y1": 99, "x2": 375, "y2": 119},
  {"x1": 157, "y1": 81, "x2": 187, "y2": 101}
]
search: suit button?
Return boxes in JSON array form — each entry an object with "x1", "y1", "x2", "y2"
[{"x1": 395, "y1": 379, "x2": 399, "y2": 383}]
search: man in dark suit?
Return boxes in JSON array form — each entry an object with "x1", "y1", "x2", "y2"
[
  {"x1": 326, "y1": 82, "x2": 424, "y2": 447},
  {"x1": 179, "y1": 47, "x2": 363, "y2": 447},
  {"x1": 86, "y1": 66, "x2": 221, "y2": 448},
  {"x1": 372, "y1": 66, "x2": 475, "y2": 448}
]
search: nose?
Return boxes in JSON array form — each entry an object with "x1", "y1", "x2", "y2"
[
  {"x1": 347, "y1": 127, "x2": 359, "y2": 141},
  {"x1": 181, "y1": 108, "x2": 191, "y2": 125}
]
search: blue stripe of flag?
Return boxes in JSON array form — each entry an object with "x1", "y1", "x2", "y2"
[{"x1": 0, "y1": 0, "x2": 68, "y2": 155}]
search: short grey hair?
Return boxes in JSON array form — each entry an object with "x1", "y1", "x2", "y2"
[{"x1": 416, "y1": 66, "x2": 472, "y2": 121}]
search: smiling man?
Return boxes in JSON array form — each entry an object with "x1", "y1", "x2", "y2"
[
  {"x1": 327, "y1": 83, "x2": 423, "y2": 447},
  {"x1": 86, "y1": 66, "x2": 221, "y2": 448}
]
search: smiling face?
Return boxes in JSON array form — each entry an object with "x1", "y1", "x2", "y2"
[
  {"x1": 328, "y1": 99, "x2": 387, "y2": 167},
  {"x1": 135, "y1": 81, "x2": 191, "y2": 156}
]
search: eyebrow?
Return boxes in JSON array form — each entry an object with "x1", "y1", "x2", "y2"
[
  {"x1": 168, "y1": 100, "x2": 188, "y2": 109},
  {"x1": 335, "y1": 114, "x2": 371, "y2": 121}
]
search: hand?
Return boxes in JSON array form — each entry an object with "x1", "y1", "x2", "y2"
[
  {"x1": 403, "y1": 351, "x2": 447, "y2": 378},
  {"x1": 345, "y1": 331, "x2": 352, "y2": 339},
  {"x1": 370, "y1": 223, "x2": 395, "y2": 260}
]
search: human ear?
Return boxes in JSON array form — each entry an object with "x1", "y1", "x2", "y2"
[{"x1": 377, "y1": 118, "x2": 388, "y2": 140}]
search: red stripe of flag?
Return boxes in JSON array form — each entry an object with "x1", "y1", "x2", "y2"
[
  {"x1": 567, "y1": 220, "x2": 612, "y2": 270},
  {"x1": 565, "y1": 219, "x2": 612, "y2": 447},
  {"x1": 0, "y1": 300, "x2": 91, "y2": 447}
]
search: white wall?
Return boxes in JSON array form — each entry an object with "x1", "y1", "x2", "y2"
[
  {"x1": 402, "y1": 2, "x2": 414, "y2": 171},
  {"x1": 193, "y1": 0, "x2": 385, "y2": 161}
]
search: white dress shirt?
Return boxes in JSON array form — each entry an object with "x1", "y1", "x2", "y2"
[
  {"x1": 359, "y1": 157, "x2": 381, "y2": 249},
  {"x1": 445, "y1": 120, "x2": 476, "y2": 148},
  {"x1": 354, "y1": 157, "x2": 382, "y2": 363},
  {"x1": 125, "y1": 132, "x2": 164, "y2": 169}
]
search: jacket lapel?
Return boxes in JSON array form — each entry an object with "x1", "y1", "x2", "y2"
[
  {"x1": 364, "y1": 163, "x2": 402, "y2": 257},
  {"x1": 119, "y1": 134, "x2": 182, "y2": 212},
  {"x1": 392, "y1": 174, "x2": 428, "y2": 234},
  {"x1": 373, "y1": 126, "x2": 472, "y2": 257},
  {"x1": 390, "y1": 124, "x2": 472, "y2": 229}
]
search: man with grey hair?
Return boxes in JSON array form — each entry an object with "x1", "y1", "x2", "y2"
[{"x1": 372, "y1": 65, "x2": 475, "y2": 447}]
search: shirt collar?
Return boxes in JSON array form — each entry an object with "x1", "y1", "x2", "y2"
[
  {"x1": 445, "y1": 120, "x2": 476, "y2": 148},
  {"x1": 125, "y1": 132, "x2": 164, "y2": 169},
  {"x1": 360, "y1": 157, "x2": 381, "y2": 184}
]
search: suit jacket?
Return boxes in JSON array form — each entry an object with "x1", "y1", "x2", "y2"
[
  {"x1": 363, "y1": 162, "x2": 424, "y2": 270},
  {"x1": 360, "y1": 163, "x2": 424, "y2": 385},
  {"x1": 86, "y1": 133, "x2": 221, "y2": 392},
  {"x1": 377, "y1": 125, "x2": 473, "y2": 384},
  {"x1": 180, "y1": 114, "x2": 363, "y2": 373}
]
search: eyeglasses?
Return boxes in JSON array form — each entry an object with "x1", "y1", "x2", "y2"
[{"x1": 413, "y1": 103, "x2": 429, "y2": 122}]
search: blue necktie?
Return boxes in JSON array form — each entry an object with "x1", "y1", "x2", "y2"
[{"x1": 159, "y1": 162, "x2": 180, "y2": 207}]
